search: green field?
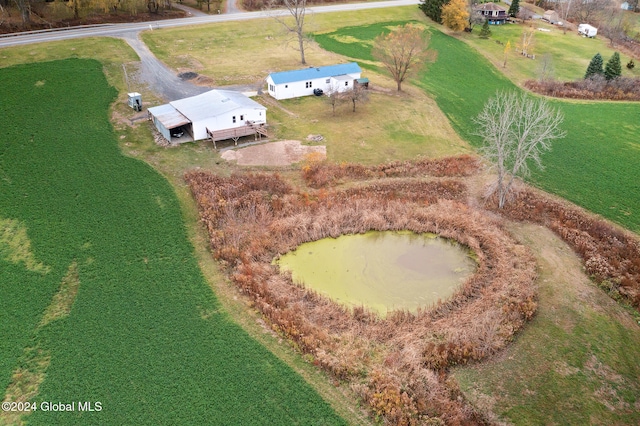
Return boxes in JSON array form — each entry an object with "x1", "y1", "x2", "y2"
[
  {"x1": 314, "y1": 21, "x2": 640, "y2": 232},
  {"x1": 462, "y1": 21, "x2": 640, "y2": 84},
  {"x1": 0, "y1": 59, "x2": 346, "y2": 425}
]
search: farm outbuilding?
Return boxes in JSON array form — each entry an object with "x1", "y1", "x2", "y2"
[
  {"x1": 148, "y1": 90, "x2": 267, "y2": 144},
  {"x1": 543, "y1": 10, "x2": 561, "y2": 24},
  {"x1": 266, "y1": 63, "x2": 362, "y2": 100},
  {"x1": 578, "y1": 23, "x2": 598, "y2": 38}
]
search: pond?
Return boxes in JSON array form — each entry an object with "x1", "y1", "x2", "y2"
[{"x1": 275, "y1": 231, "x2": 476, "y2": 316}]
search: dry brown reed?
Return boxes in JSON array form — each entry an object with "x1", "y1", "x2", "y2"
[
  {"x1": 185, "y1": 168, "x2": 537, "y2": 425},
  {"x1": 494, "y1": 188, "x2": 640, "y2": 308},
  {"x1": 302, "y1": 155, "x2": 481, "y2": 188},
  {"x1": 524, "y1": 77, "x2": 640, "y2": 101}
]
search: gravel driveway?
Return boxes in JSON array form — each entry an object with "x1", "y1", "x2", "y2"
[{"x1": 119, "y1": 31, "x2": 212, "y2": 101}]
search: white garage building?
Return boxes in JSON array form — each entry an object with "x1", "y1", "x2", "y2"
[
  {"x1": 266, "y1": 63, "x2": 362, "y2": 100},
  {"x1": 148, "y1": 89, "x2": 267, "y2": 145}
]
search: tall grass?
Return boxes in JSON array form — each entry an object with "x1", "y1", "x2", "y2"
[{"x1": 0, "y1": 59, "x2": 346, "y2": 425}]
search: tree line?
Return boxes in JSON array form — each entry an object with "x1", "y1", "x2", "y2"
[
  {"x1": 420, "y1": 0, "x2": 640, "y2": 44},
  {"x1": 0, "y1": 0, "x2": 177, "y2": 29}
]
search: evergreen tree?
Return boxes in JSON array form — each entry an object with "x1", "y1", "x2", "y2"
[
  {"x1": 584, "y1": 53, "x2": 604, "y2": 79},
  {"x1": 479, "y1": 20, "x2": 491, "y2": 39},
  {"x1": 419, "y1": 0, "x2": 449, "y2": 24},
  {"x1": 604, "y1": 52, "x2": 622, "y2": 81},
  {"x1": 508, "y1": 0, "x2": 520, "y2": 17}
]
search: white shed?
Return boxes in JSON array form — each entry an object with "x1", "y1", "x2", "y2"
[
  {"x1": 578, "y1": 24, "x2": 598, "y2": 38},
  {"x1": 148, "y1": 90, "x2": 267, "y2": 144},
  {"x1": 266, "y1": 63, "x2": 362, "y2": 100},
  {"x1": 543, "y1": 10, "x2": 561, "y2": 25}
]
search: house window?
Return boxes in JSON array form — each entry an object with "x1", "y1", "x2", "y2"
[
  {"x1": 240, "y1": 115, "x2": 244, "y2": 121},
  {"x1": 285, "y1": 84, "x2": 288, "y2": 88},
  {"x1": 232, "y1": 116, "x2": 236, "y2": 123},
  {"x1": 305, "y1": 81, "x2": 312, "y2": 88},
  {"x1": 345, "y1": 81, "x2": 349, "y2": 86},
  {"x1": 326, "y1": 78, "x2": 330, "y2": 83}
]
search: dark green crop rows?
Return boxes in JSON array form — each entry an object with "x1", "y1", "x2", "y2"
[
  {"x1": 314, "y1": 23, "x2": 640, "y2": 232},
  {"x1": 0, "y1": 59, "x2": 345, "y2": 425}
]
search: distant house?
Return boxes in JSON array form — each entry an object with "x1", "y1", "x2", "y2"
[
  {"x1": 543, "y1": 10, "x2": 562, "y2": 24},
  {"x1": 148, "y1": 89, "x2": 267, "y2": 144},
  {"x1": 474, "y1": 2, "x2": 508, "y2": 25},
  {"x1": 266, "y1": 63, "x2": 362, "y2": 100},
  {"x1": 621, "y1": 2, "x2": 632, "y2": 10}
]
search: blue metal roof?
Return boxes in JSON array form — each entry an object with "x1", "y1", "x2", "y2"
[{"x1": 269, "y1": 63, "x2": 361, "y2": 85}]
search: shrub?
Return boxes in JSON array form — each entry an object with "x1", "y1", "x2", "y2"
[
  {"x1": 302, "y1": 155, "x2": 481, "y2": 188},
  {"x1": 524, "y1": 76, "x2": 640, "y2": 101},
  {"x1": 479, "y1": 20, "x2": 491, "y2": 39}
]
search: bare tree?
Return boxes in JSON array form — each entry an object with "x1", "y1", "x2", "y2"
[
  {"x1": 517, "y1": 28, "x2": 535, "y2": 57},
  {"x1": 342, "y1": 84, "x2": 369, "y2": 112},
  {"x1": 517, "y1": 5, "x2": 535, "y2": 23},
  {"x1": 372, "y1": 23, "x2": 437, "y2": 91},
  {"x1": 325, "y1": 83, "x2": 342, "y2": 115},
  {"x1": 474, "y1": 91, "x2": 566, "y2": 208},
  {"x1": 571, "y1": 0, "x2": 609, "y2": 23},
  {"x1": 466, "y1": 0, "x2": 484, "y2": 31},
  {"x1": 538, "y1": 53, "x2": 555, "y2": 81},
  {"x1": 267, "y1": 0, "x2": 308, "y2": 65},
  {"x1": 600, "y1": 8, "x2": 633, "y2": 48},
  {"x1": 555, "y1": 0, "x2": 573, "y2": 21},
  {"x1": 12, "y1": 0, "x2": 31, "y2": 26}
]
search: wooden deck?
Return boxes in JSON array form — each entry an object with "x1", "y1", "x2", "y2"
[{"x1": 207, "y1": 122, "x2": 268, "y2": 149}]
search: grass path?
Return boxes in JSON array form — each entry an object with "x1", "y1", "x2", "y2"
[
  {"x1": 0, "y1": 59, "x2": 346, "y2": 425},
  {"x1": 454, "y1": 223, "x2": 640, "y2": 425}
]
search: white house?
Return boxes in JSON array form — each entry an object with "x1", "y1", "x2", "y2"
[
  {"x1": 266, "y1": 63, "x2": 362, "y2": 100},
  {"x1": 148, "y1": 89, "x2": 267, "y2": 144},
  {"x1": 621, "y1": 2, "x2": 632, "y2": 10},
  {"x1": 578, "y1": 23, "x2": 598, "y2": 38}
]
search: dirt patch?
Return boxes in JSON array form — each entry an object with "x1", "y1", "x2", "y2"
[
  {"x1": 220, "y1": 140, "x2": 326, "y2": 166},
  {"x1": 193, "y1": 75, "x2": 215, "y2": 86}
]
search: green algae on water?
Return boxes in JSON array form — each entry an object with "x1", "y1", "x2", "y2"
[{"x1": 275, "y1": 231, "x2": 476, "y2": 316}]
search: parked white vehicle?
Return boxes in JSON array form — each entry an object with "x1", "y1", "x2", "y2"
[{"x1": 578, "y1": 24, "x2": 598, "y2": 38}]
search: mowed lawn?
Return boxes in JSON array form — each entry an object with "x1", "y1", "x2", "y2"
[
  {"x1": 0, "y1": 59, "x2": 345, "y2": 425},
  {"x1": 314, "y1": 21, "x2": 640, "y2": 232}
]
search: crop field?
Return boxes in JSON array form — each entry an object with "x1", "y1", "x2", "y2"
[
  {"x1": 313, "y1": 21, "x2": 640, "y2": 232},
  {"x1": 0, "y1": 59, "x2": 346, "y2": 425}
]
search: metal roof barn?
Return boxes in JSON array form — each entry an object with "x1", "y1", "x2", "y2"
[{"x1": 148, "y1": 90, "x2": 267, "y2": 144}]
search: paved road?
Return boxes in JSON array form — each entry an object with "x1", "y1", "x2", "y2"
[
  {"x1": 0, "y1": 0, "x2": 420, "y2": 48},
  {"x1": 0, "y1": 0, "x2": 420, "y2": 101}
]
